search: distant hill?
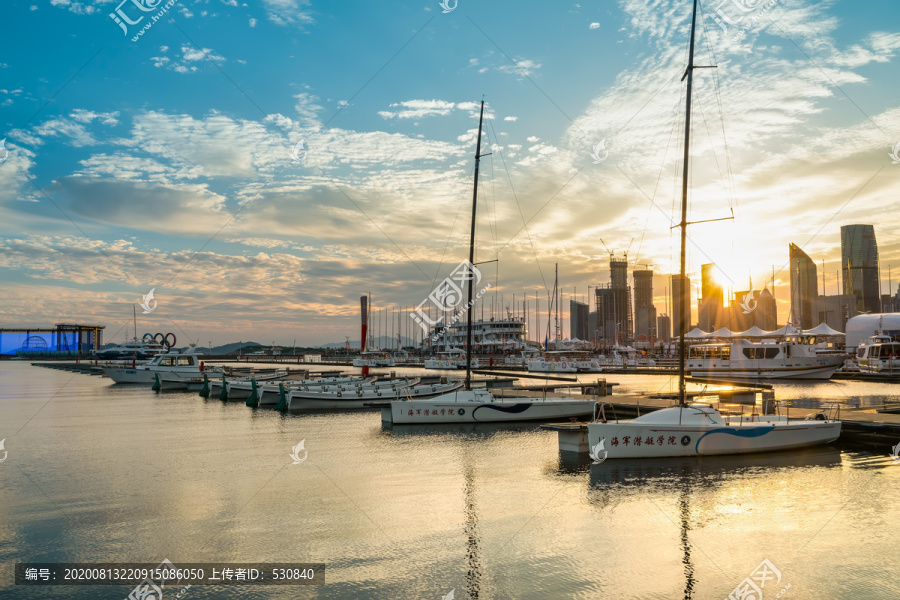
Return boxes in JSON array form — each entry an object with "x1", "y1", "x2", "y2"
[{"x1": 318, "y1": 336, "x2": 416, "y2": 349}]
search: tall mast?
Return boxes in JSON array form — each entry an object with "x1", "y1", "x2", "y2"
[
  {"x1": 677, "y1": 0, "x2": 700, "y2": 408},
  {"x1": 465, "y1": 101, "x2": 486, "y2": 391}
]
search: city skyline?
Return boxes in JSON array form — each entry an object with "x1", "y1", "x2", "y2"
[{"x1": 1, "y1": 0, "x2": 898, "y2": 345}]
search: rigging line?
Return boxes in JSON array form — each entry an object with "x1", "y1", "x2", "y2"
[
  {"x1": 495, "y1": 167, "x2": 585, "y2": 257},
  {"x1": 694, "y1": 90, "x2": 731, "y2": 207},
  {"x1": 635, "y1": 98, "x2": 683, "y2": 266},
  {"x1": 765, "y1": 18, "x2": 887, "y2": 137},
  {"x1": 466, "y1": 17, "x2": 582, "y2": 135},
  {"x1": 431, "y1": 165, "x2": 473, "y2": 288},
  {"x1": 316, "y1": 168, "x2": 431, "y2": 281},
  {"x1": 697, "y1": 1, "x2": 739, "y2": 214},
  {"x1": 486, "y1": 117, "x2": 549, "y2": 294},
  {"x1": 617, "y1": 166, "x2": 737, "y2": 285},
  {"x1": 483, "y1": 120, "x2": 499, "y2": 255}
]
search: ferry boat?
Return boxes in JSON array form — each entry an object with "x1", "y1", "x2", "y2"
[
  {"x1": 431, "y1": 318, "x2": 527, "y2": 353},
  {"x1": 686, "y1": 334, "x2": 846, "y2": 380},
  {"x1": 856, "y1": 334, "x2": 900, "y2": 373}
]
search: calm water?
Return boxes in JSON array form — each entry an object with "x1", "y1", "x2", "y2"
[{"x1": 1, "y1": 361, "x2": 899, "y2": 599}]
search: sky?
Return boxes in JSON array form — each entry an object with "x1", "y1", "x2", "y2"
[{"x1": 0, "y1": 0, "x2": 898, "y2": 347}]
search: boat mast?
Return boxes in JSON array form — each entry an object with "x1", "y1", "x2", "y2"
[
  {"x1": 678, "y1": 0, "x2": 700, "y2": 408},
  {"x1": 465, "y1": 100, "x2": 486, "y2": 391}
]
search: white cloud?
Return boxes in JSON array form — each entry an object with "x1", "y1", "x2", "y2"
[
  {"x1": 526, "y1": 136, "x2": 539, "y2": 142},
  {"x1": 249, "y1": 17, "x2": 258, "y2": 27},
  {"x1": 49, "y1": 0, "x2": 97, "y2": 15},
  {"x1": 504, "y1": 116, "x2": 518, "y2": 122},
  {"x1": 590, "y1": 22, "x2": 600, "y2": 29},
  {"x1": 262, "y1": 0, "x2": 314, "y2": 26}
]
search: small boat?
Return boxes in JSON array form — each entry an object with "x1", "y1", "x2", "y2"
[
  {"x1": 288, "y1": 378, "x2": 463, "y2": 410},
  {"x1": 352, "y1": 352, "x2": 395, "y2": 367},
  {"x1": 255, "y1": 376, "x2": 376, "y2": 406},
  {"x1": 586, "y1": 0, "x2": 842, "y2": 459},
  {"x1": 224, "y1": 370, "x2": 291, "y2": 400},
  {"x1": 100, "y1": 350, "x2": 215, "y2": 384},
  {"x1": 526, "y1": 351, "x2": 579, "y2": 373},
  {"x1": 686, "y1": 334, "x2": 846, "y2": 380},
  {"x1": 856, "y1": 334, "x2": 900, "y2": 373},
  {"x1": 424, "y1": 349, "x2": 479, "y2": 370},
  {"x1": 383, "y1": 389, "x2": 595, "y2": 424}
]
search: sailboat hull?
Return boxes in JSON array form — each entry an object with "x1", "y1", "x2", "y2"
[
  {"x1": 587, "y1": 416, "x2": 840, "y2": 458},
  {"x1": 385, "y1": 396, "x2": 596, "y2": 424}
]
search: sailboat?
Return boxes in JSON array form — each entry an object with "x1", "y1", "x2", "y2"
[
  {"x1": 585, "y1": 0, "x2": 841, "y2": 457},
  {"x1": 383, "y1": 101, "x2": 597, "y2": 425}
]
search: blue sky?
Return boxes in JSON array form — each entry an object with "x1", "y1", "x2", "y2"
[{"x1": 1, "y1": 0, "x2": 898, "y2": 346}]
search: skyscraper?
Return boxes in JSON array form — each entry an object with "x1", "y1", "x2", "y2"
[
  {"x1": 671, "y1": 274, "x2": 691, "y2": 336},
  {"x1": 789, "y1": 243, "x2": 818, "y2": 328},
  {"x1": 569, "y1": 300, "x2": 589, "y2": 340},
  {"x1": 610, "y1": 257, "x2": 633, "y2": 340},
  {"x1": 699, "y1": 263, "x2": 723, "y2": 331},
  {"x1": 633, "y1": 268, "x2": 657, "y2": 341},
  {"x1": 841, "y1": 224, "x2": 879, "y2": 314}
]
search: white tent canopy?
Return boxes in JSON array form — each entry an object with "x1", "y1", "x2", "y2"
[
  {"x1": 736, "y1": 325, "x2": 767, "y2": 337},
  {"x1": 685, "y1": 327, "x2": 710, "y2": 339},
  {"x1": 710, "y1": 327, "x2": 736, "y2": 338},
  {"x1": 803, "y1": 323, "x2": 845, "y2": 336}
]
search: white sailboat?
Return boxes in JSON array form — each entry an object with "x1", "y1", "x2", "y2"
[
  {"x1": 586, "y1": 0, "x2": 841, "y2": 458},
  {"x1": 385, "y1": 101, "x2": 597, "y2": 425}
]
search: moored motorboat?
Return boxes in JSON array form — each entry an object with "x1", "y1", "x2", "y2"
[
  {"x1": 100, "y1": 350, "x2": 215, "y2": 384},
  {"x1": 686, "y1": 335, "x2": 846, "y2": 380}
]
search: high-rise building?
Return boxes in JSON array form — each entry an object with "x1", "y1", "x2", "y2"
[
  {"x1": 699, "y1": 263, "x2": 723, "y2": 331},
  {"x1": 633, "y1": 268, "x2": 657, "y2": 341},
  {"x1": 671, "y1": 274, "x2": 691, "y2": 336},
  {"x1": 730, "y1": 288, "x2": 777, "y2": 331},
  {"x1": 610, "y1": 257, "x2": 633, "y2": 340},
  {"x1": 789, "y1": 243, "x2": 818, "y2": 328},
  {"x1": 841, "y1": 224, "x2": 879, "y2": 314},
  {"x1": 815, "y1": 294, "x2": 857, "y2": 332},
  {"x1": 657, "y1": 314, "x2": 672, "y2": 343},
  {"x1": 569, "y1": 300, "x2": 590, "y2": 340}
]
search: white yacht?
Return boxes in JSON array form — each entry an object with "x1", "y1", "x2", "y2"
[
  {"x1": 352, "y1": 352, "x2": 395, "y2": 367},
  {"x1": 856, "y1": 334, "x2": 900, "y2": 373},
  {"x1": 424, "y1": 349, "x2": 479, "y2": 370},
  {"x1": 526, "y1": 351, "x2": 579, "y2": 373},
  {"x1": 686, "y1": 335, "x2": 846, "y2": 380},
  {"x1": 92, "y1": 339, "x2": 166, "y2": 360},
  {"x1": 101, "y1": 351, "x2": 213, "y2": 383}
]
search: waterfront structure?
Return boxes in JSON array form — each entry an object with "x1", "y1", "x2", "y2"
[
  {"x1": 0, "y1": 323, "x2": 105, "y2": 356},
  {"x1": 841, "y1": 224, "x2": 880, "y2": 314},
  {"x1": 633, "y1": 268, "x2": 657, "y2": 342},
  {"x1": 790, "y1": 243, "x2": 819, "y2": 329}
]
